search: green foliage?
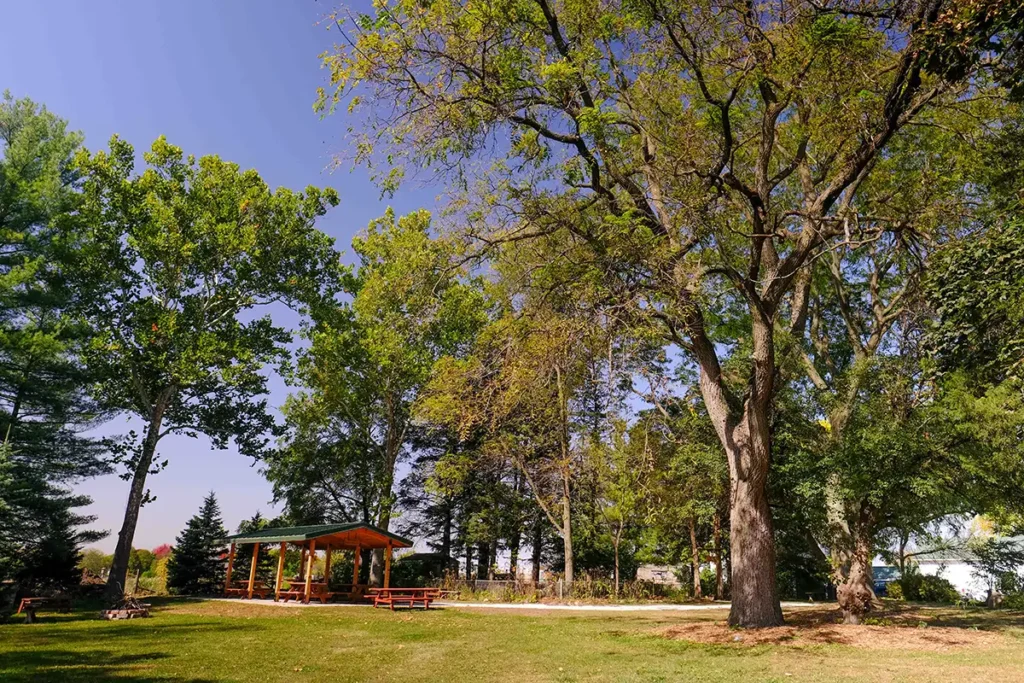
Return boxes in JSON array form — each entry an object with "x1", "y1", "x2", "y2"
[
  {"x1": 71, "y1": 133, "x2": 341, "y2": 596},
  {"x1": 921, "y1": 0, "x2": 1024, "y2": 100},
  {"x1": 928, "y1": 217, "x2": 1024, "y2": 385},
  {"x1": 0, "y1": 93, "x2": 108, "y2": 592},
  {"x1": 166, "y1": 492, "x2": 228, "y2": 595},
  {"x1": 77, "y1": 549, "x2": 112, "y2": 577},
  {"x1": 317, "y1": 0, "x2": 1014, "y2": 625},
  {"x1": 230, "y1": 511, "x2": 278, "y2": 584},
  {"x1": 897, "y1": 569, "x2": 962, "y2": 604},
  {"x1": 267, "y1": 209, "x2": 485, "y2": 541}
]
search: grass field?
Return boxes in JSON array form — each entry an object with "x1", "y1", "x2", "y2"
[{"x1": 2, "y1": 599, "x2": 1024, "y2": 682}]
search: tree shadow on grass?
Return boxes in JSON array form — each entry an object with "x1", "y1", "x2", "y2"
[
  {"x1": 0, "y1": 649, "x2": 216, "y2": 682},
  {"x1": 1, "y1": 620, "x2": 260, "y2": 681}
]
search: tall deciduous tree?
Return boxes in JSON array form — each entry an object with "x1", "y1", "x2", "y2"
[
  {"x1": 73, "y1": 136, "x2": 341, "y2": 600},
  {"x1": 318, "y1": 0, "x2": 995, "y2": 625},
  {"x1": 268, "y1": 209, "x2": 486, "y2": 584}
]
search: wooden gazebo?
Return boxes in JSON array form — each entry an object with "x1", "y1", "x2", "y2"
[{"x1": 221, "y1": 523, "x2": 413, "y2": 604}]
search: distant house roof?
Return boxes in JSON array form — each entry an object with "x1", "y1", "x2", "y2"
[
  {"x1": 914, "y1": 535, "x2": 1024, "y2": 564},
  {"x1": 222, "y1": 523, "x2": 412, "y2": 549}
]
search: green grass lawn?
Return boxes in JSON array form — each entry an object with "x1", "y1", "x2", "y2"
[{"x1": 3, "y1": 599, "x2": 1024, "y2": 682}]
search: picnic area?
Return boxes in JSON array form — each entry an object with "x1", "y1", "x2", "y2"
[
  {"x1": 218, "y1": 523, "x2": 436, "y2": 608},
  {"x1": 4, "y1": 599, "x2": 1024, "y2": 682}
]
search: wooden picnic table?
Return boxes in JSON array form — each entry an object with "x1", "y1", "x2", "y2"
[
  {"x1": 224, "y1": 580, "x2": 271, "y2": 599},
  {"x1": 18, "y1": 596, "x2": 72, "y2": 623},
  {"x1": 369, "y1": 587, "x2": 441, "y2": 610},
  {"x1": 278, "y1": 581, "x2": 331, "y2": 603}
]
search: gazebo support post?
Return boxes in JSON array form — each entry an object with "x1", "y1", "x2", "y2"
[
  {"x1": 225, "y1": 543, "x2": 236, "y2": 592},
  {"x1": 247, "y1": 543, "x2": 260, "y2": 599},
  {"x1": 353, "y1": 545, "x2": 361, "y2": 588},
  {"x1": 384, "y1": 541, "x2": 393, "y2": 589},
  {"x1": 324, "y1": 545, "x2": 332, "y2": 588},
  {"x1": 275, "y1": 542, "x2": 286, "y2": 601},
  {"x1": 298, "y1": 546, "x2": 307, "y2": 580},
  {"x1": 303, "y1": 540, "x2": 316, "y2": 604}
]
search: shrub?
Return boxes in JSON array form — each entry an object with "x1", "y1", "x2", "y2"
[
  {"x1": 886, "y1": 581, "x2": 905, "y2": 600},
  {"x1": 1001, "y1": 593, "x2": 1024, "y2": 610},
  {"x1": 896, "y1": 570, "x2": 960, "y2": 604}
]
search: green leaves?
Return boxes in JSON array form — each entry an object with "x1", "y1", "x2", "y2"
[{"x1": 72, "y1": 134, "x2": 341, "y2": 458}]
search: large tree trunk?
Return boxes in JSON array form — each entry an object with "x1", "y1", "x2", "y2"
[
  {"x1": 726, "y1": 472, "x2": 782, "y2": 626},
  {"x1": 833, "y1": 504, "x2": 878, "y2": 624},
  {"x1": 689, "y1": 517, "x2": 703, "y2": 599},
  {"x1": 370, "y1": 506, "x2": 392, "y2": 587},
  {"x1": 487, "y1": 538, "x2": 498, "y2": 580},
  {"x1": 531, "y1": 514, "x2": 543, "y2": 583},
  {"x1": 696, "y1": 311, "x2": 783, "y2": 627},
  {"x1": 105, "y1": 396, "x2": 170, "y2": 602},
  {"x1": 476, "y1": 541, "x2": 489, "y2": 578},
  {"x1": 508, "y1": 529, "x2": 521, "y2": 577}
]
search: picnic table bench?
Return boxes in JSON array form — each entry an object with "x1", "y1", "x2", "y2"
[
  {"x1": 369, "y1": 587, "x2": 441, "y2": 610},
  {"x1": 224, "y1": 581, "x2": 271, "y2": 599},
  {"x1": 17, "y1": 596, "x2": 71, "y2": 623},
  {"x1": 277, "y1": 581, "x2": 332, "y2": 603}
]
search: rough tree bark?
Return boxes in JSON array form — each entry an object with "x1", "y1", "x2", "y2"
[
  {"x1": 531, "y1": 515, "x2": 543, "y2": 584},
  {"x1": 104, "y1": 389, "x2": 173, "y2": 602},
  {"x1": 831, "y1": 501, "x2": 879, "y2": 624},
  {"x1": 691, "y1": 306, "x2": 783, "y2": 626}
]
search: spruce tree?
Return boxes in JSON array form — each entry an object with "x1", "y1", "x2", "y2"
[
  {"x1": 167, "y1": 492, "x2": 227, "y2": 595},
  {"x1": 231, "y1": 511, "x2": 276, "y2": 584}
]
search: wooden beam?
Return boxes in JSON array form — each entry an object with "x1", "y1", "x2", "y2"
[
  {"x1": 324, "y1": 544, "x2": 332, "y2": 588},
  {"x1": 353, "y1": 544, "x2": 361, "y2": 586},
  {"x1": 247, "y1": 543, "x2": 259, "y2": 599},
  {"x1": 275, "y1": 542, "x2": 286, "y2": 601},
  {"x1": 384, "y1": 541, "x2": 393, "y2": 589},
  {"x1": 298, "y1": 546, "x2": 307, "y2": 580},
  {"x1": 303, "y1": 539, "x2": 316, "y2": 604},
  {"x1": 225, "y1": 543, "x2": 236, "y2": 590}
]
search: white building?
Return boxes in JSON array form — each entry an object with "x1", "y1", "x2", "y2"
[{"x1": 876, "y1": 535, "x2": 1024, "y2": 601}]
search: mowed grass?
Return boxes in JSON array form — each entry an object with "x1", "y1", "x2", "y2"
[{"x1": 3, "y1": 599, "x2": 1024, "y2": 682}]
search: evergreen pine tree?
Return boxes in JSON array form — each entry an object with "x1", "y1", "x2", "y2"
[
  {"x1": 167, "y1": 492, "x2": 227, "y2": 595},
  {"x1": 231, "y1": 511, "x2": 276, "y2": 584},
  {"x1": 0, "y1": 92, "x2": 111, "y2": 596}
]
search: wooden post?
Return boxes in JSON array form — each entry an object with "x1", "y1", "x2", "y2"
[
  {"x1": 298, "y1": 546, "x2": 307, "y2": 580},
  {"x1": 225, "y1": 543, "x2": 236, "y2": 591},
  {"x1": 384, "y1": 541, "x2": 393, "y2": 589},
  {"x1": 324, "y1": 545, "x2": 332, "y2": 587},
  {"x1": 247, "y1": 543, "x2": 259, "y2": 599},
  {"x1": 275, "y1": 542, "x2": 286, "y2": 601},
  {"x1": 352, "y1": 544, "x2": 361, "y2": 587},
  {"x1": 303, "y1": 540, "x2": 316, "y2": 604}
]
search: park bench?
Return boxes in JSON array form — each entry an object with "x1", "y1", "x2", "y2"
[
  {"x1": 17, "y1": 596, "x2": 72, "y2": 623},
  {"x1": 369, "y1": 587, "x2": 441, "y2": 610}
]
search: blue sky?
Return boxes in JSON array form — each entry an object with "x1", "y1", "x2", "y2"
[{"x1": 0, "y1": 0, "x2": 439, "y2": 551}]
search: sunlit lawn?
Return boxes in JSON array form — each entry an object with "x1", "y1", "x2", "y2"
[{"x1": 3, "y1": 598, "x2": 1024, "y2": 682}]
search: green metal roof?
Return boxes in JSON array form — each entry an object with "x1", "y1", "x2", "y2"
[{"x1": 221, "y1": 522, "x2": 413, "y2": 547}]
